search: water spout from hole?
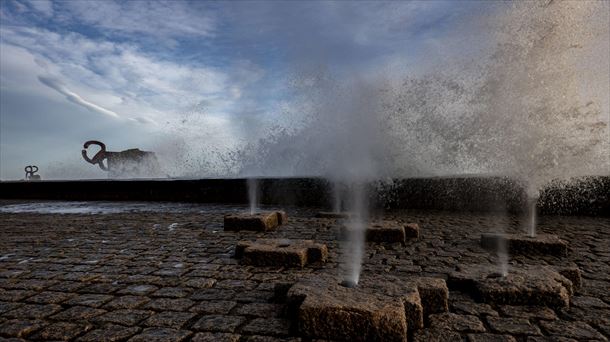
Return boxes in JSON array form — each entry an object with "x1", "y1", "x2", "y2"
[{"x1": 248, "y1": 178, "x2": 258, "y2": 215}]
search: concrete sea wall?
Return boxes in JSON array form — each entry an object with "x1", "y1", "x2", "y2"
[{"x1": 0, "y1": 176, "x2": 608, "y2": 216}]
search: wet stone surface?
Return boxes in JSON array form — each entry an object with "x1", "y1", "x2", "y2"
[
  {"x1": 0, "y1": 201, "x2": 608, "y2": 341},
  {"x1": 235, "y1": 239, "x2": 328, "y2": 268},
  {"x1": 481, "y1": 233, "x2": 568, "y2": 257},
  {"x1": 224, "y1": 211, "x2": 285, "y2": 232},
  {"x1": 448, "y1": 264, "x2": 575, "y2": 309},
  {"x1": 342, "y1": 220, "x2": 420, "y2": 244},
  {"x1": 286, "y1": 274, "x2": 448, "y2": 341},
  {"x1": 315, "y1": 211, "x2": 352, "y2": 219}
]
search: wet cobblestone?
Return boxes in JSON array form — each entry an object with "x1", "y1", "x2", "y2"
[{"x1": 0, "y1": 201, "x2": 609, "y2": 341}]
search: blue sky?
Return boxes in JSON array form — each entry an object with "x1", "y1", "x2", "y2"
[{"x1": 0, "y1": 0, "x2": 495, "y2": 179}]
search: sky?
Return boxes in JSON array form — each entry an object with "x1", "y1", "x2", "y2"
[{"x1": 1, "y1": 0, "x2": 499, "y2": 180}]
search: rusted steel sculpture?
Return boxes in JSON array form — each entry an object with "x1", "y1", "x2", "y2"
[
  {"x1": 24, "y1": 165, "x2": 41, "y2": 181},
  {"x1": 82, "y1": 140, "x2": 160, "y2": 178}
]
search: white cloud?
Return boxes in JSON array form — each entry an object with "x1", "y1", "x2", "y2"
[
  {"x1": 37, "y1": 76, "x2": 120, "y2": 119},
  {"x1": 23, "y1": 0, "x2": 53, "y2": 17},
  {"x1": 0, "y1": 24, "x2": 261, "y2": 126},
  {"x1": 61, "y1": 0, "x2": 216, "y2": 39}
]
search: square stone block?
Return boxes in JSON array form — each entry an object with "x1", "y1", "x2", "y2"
[
  {"x1": 275, "y1": 210, "x2": 288, "y2": 225},
  {"x1": 286, "y1": 275, "x2": 448, "y2": 341},
  {"x1": 315, "y1": 212, "x2": 352, "y2": 219},
  {"x1": 342, "y1": 221, "x2": 419, "y2": 244},
  {"x1": 480, "y1": 233, "x2": 568, "y2": 257},
  {"x1": 235, "y1": 239, "x2": 328, "y2": 268},
  {"x1": 557, "y1": 266, "x2": 582, "y2": 291},
  {"x1": 448, "y1": 265, "x2": 576, "y2": 309},
  {"x1": 404, "y1": 223, "x2": 420, "y2": 238},
  {"x1": 224, "y1": 211, "x2": 285, "y2": 232},
  {"x1": 411, "y1": 277, "x2": 449, "y2": 315},
  {"x1": 367, "y1": 221, "x2": 407, "y2": 243}
]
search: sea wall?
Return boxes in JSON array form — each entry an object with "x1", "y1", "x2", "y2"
[{"x1": 0, "y1": 176, "x2": 608, "y2": 216}]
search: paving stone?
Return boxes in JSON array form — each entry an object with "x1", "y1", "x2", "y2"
[
  {"x1": 94, "y1": 309, "x2": 153, "y2": 326},
  {"x1": 61, "y1": 272, "x2": 100, "y2": 282},
  {"x1": 151, "y1": 287, "x2": 192, "y2": 298},
  {"x1": 2, "y1": 304, "x2": 61, "y2": 319},
  {"x1": 539, "y1": 320, "x2": 607, "y2": 340},
  {"x1": 0, "y1": 290, "x2": 35, "y2": 302},
  {"x1": 240, "y1": 318, "x2": 291, "y2": 337},
  {"x1": 486, "y1": 317, "x2": 541, "y2": 335},
  {"x1": 498, "y1": 306, "x2": 557, "y2": 321},
  {"x1": 189, "y1": 300, "x2": 237, "y2": 314},
  {"x1": 235, "y1": 239, "x2": 327, "y2": 268},
  {"x1": 76, "y1": 324, "x2": 141, "y2": 342},
  {"x1": 47, "y1": 281, "x2": 85, "y2": 292},
  {"x1": 154, "y1": 268, "x2": 188, "y2": 277},
  {"x1": 127, "y1": 328, "x2": 191, "y2": 342},
  {"x1": 0, "y1": 336, "x2": 26, "y2": 342},
  {"x1": 394, "y1": 265, "x2": 423, "y2": 273},
  {"x1": 51, "y1": 306, "x2": 107, "y2": 320},
  {"x1": 142, "y1": 298, "x2": 195, "y2": 311},
  {"x1": 29, "y1": 321, "x2": 92, "y2": 341},
  {"x1": 124, "y1": 275, "x2": 163, "y2": 285},
  {"x1": 571, "y1": 295, "x2": 610, "y2": 308},
  {"x1": 448, "y1": 265, "x2": 573, "y2": 308},
  {"x1": 77, "y1": 282, "x2": 122, "y2": 295},
  {"x1": 2, "y1": 279, "x2": 58, "y2": 291},
  {"x1": 481, "y1": 233, "x2": 568, "y2": 257},
  {"x1": 0, "y1": 270, "x2": 27, "y2": 278},
  {"x1": 190, "y1": 289, "x2": 236, "y2": 301},
  {"x1": 0, "y1": 319, "x2": 44, "y2": 338},
  {"x1": 0, "y1": 302, "x2": 22, "y2": 315},
  {"x1": 191, "y1": 332, "x2": 241, "y2": 342},
  {"x1": 234, "y1": 303, "x2": 283, "y2": 317},
  {"x1": 191, "y1": 315, "x2": 246, "y2": 333},
  {"x1": 526, "y1": 337, "x2": 578, "y2": 342},
  {"x1": 429, "y1": 313, "x2": 486, "y2": 333},
  {"x1": 240, "y1": 336, "x2": 301, "y2": 342},
  {"x1": 234, "y1": 290, "x2": 275, "y2": 303},
  {"x1": 451, "y1": 301, "x2": 498, "y2": 317},
  {"x1": 183, "y1": 278, "x2": 216, "y2": 289},
  {"x1": 103, "y1": 295, "x2": 150, "y2": 309},
  {"x1": 143, "y1": 311, "x2": 197, "y2": 329},
  {"x1": 315, "y1": 212, "x2": 352, "y2": 219},
  {"x1": 2, "y1": 202, "x2": 610, "y2": 342},
  {"x1": 215, "y1": 280, "x2": 259, "y2": 291},
  {"x1": 24, "y1": 291, "x2": 75, "y2": 304},
  {"x1": 224, "y1": 212, "x2": 280, "y2": 232},
  {"x1": 468, "y1": 333, "x2": 517, "y2": 342},
  {"x1": 119, "y1": 284, "x2": 159, "y2": 296},
  {"x1": 412, "y1": 328, "x2": 462, "y2": 342},
  {"x1": 65, "y1": 294, "x2": 115, "y2": 307}
]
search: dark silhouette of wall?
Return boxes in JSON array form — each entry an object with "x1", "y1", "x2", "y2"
[{"x1": 1, "y1": 176, "x2": 608, "y2": 216}]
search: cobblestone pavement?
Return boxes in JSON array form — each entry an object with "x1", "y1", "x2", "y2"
[{"x1": 1, "y1": 201, "x2": 609, "y2": 341}]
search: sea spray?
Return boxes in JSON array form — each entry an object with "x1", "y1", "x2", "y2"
[
  {"x1": 343, "y1": 181, "x2": 368, "y2": 285},
  {"x1": 248, "y1": 178, "x2": 258, "y2": 215}
]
